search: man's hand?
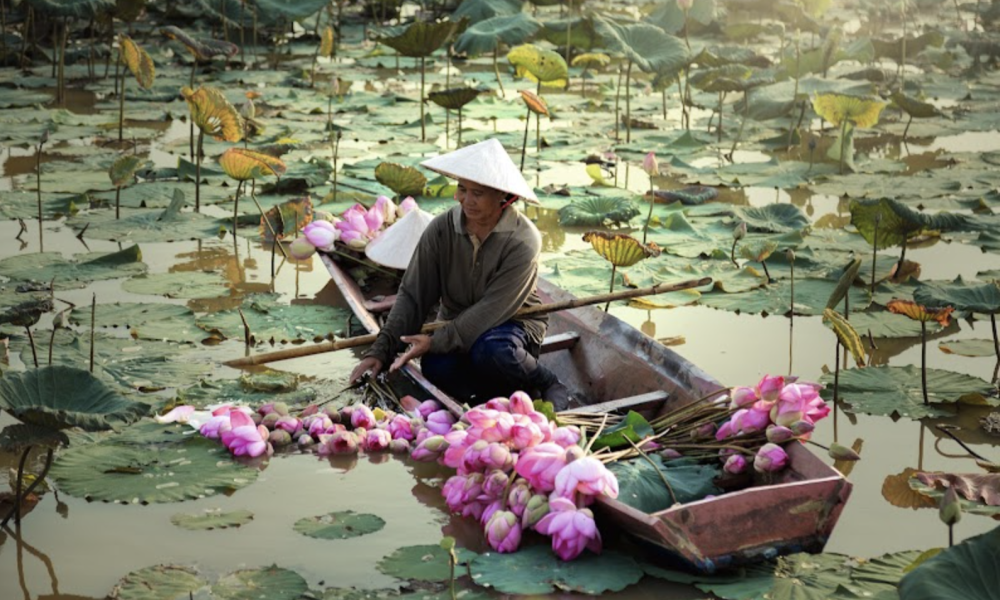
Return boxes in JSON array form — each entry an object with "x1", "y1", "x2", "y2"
[
  {"x1": 350, "y1": 356, "x2": 383, "y2": 384},
  {"x1": 389, "y1": 334, "x2": 432, "y2": 372}
]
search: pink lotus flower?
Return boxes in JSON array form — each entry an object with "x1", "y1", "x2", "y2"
[
  {"x1": 480, "y1": 499, "x2": 503, "y2": 526},
  {"x1": 482, "y1": 469, "x2": 510, "y2": 498},
  {"x1": 757, "y1": 375, "x2": 785, "y2": 402},
  {"x1": 483, "y1": 397, "x2": 511, "y2": 411},
  {"x1": 303, "y1": 220, "x2": 340, "y2": 251},
  {"x1": 363, "y1": 429, "x2": 392, "y2": 452},
  {"x1": 156, "y1": 405, "x2": 195, "y2": 424},
  {"x1": 336, "y1": 203, "x2": 384, "y2": 249},
  {"x1": 411, "y1": 434, "x2": 449, "y2": 461},
  {"x1": 723, "y1": 454, "x2": 748, "y2": 474},
  {"x1": 551, "y1": 426, "x2": 582, "y2": 448},
  {"x1": 399, "y1": 196, "x2": 418, "y2": 215},
  {"x1": 790, "y1": 419, "x2": 815, "y2": 437},
  {"x1": 485, "y1": 510, "x2": 522, "y2": 553},
  {"x1": 507, "y1": 479, "x2": 532, "y2": 517},
  {"x1": 642, "y1": 152, "x2": 658, "y2": 177},
  {"x1": 426, "y1": 410, "x2": 456, "y2": 435},
  {"x1": 754, "y1": 443, "x2": 789, "y2": 473},
  {"x1": 223, "y1": 412, "x2": 272, "y2": 458},
  {"x1": 389, "y1": 438, "x2": 410, "y2": 454},
  {"x1": 317, "y1": 431, "x2": 359, "y2": 456},
  {"x1": 274, "y1": 416, "x2": 302, "y2": 435},
  {"x1": 714, "y1": 420, "x2": 734, "y2": 441},
  {"x1": 535, "y1": 497, "x2": 602, "y2": 561},
  {"x1": 766, "y1": 425, "x2": 795, "y2": 444},
  {"x1": 553, "y1": 456, "x2": 619, "y2": 500},
  {"x1": 515, "y1": 442, "x2": 568, "y2": 493},
  {"x1": 351, "y1": 405, "x2": 376, "y2": 430},
  {"x1": 731, "y1": 386, "x2": 759, "y2": 408},
  {"x1": 509, "y1": 418, "x2": 545, "y2": 450},
  {"x1": 415, "y1": 399, "x2": 441, "y2": 419},
  {"x1": 661, "y1": 448, "x2": 683, "y2": 460},
  {"x1": 388, "y1": 414, "x2": 414, "y2": 441},
  {"x1": 306, "y1": 415, "x2": 334, "y2": 437},
  {"x1": 374, "y1": 195, "x2": 398, "y2": 226},
  {"x1": 268, "y1": 429, "x2": 292, "y2": 447},
  {"x1": 733, "y1": 402, "x2": 771, "y2": 435},
  {"x1": 441, "y1": 429, "x2": 471, "y2": 469},
  {"x1": 509, "y1": 391, "x2": 534, "y2": 415},
  {"x1": 461, "y1": 439, "x2": 490, "y2": 473}
]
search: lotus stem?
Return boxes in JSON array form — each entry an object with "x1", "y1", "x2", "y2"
[
  {"x1": 420, "y1": 56, "x2": 426, "y2": 142},
  {"x1": 920, "y1": 320, "x2": 929, "y2": 405},
  {"x1": 614, "y1": 67, "x2": 622, "y2": 142},
  {"x1": 903, "y1": 114, "x2": 913, "y2": 140},
  {"x1": 520, "y1": 105, "x2": 530, "y2": 171},
  {"x1": 626, "y1": 436, "x2": 678, "y2": 505},
  {"x1": 729, "y1": 89, "x2": 750, "y2": 158},
  {"x1": 195, "y1": 129, "x2": 204, "y2": 213},
  {"x1": 896, "y1": 241, "x2": 907, "y2": 277},
  {"x1": 0, "y1": 0, "x2": 6, "y2": 67},
  {"x1": 492, "y1": 47, "x2": 505, "y2": 96},
  {"x1": 871, "y1": 214, "x2": 880, "y2": 294},
  {"x1": 762, "y1": 260, "x2": 771, "y2": 282},
  {"x1": 458, "y1": 108, "x2": 463, "y2": 147},
  {"x1": 239, "y1": 307, "x2": 251, "y2": 347},
  {"x1": 252, "y1": 5, "x2": 258, "y2": 66},
  {"x1": 115, "y1": 186, "x2": 121, "y2": 220},
  {"x1": 117, "y1": 52, "x2": 126, "y2": 143},
  {"x1": 240, "y1": 0, "x2": 246, "y2": 65},
  {"x1": 331, "y1": 130, "x2": 341, "y2": 203},
  {"x1": 642, "y1": 181, "x2": 654, "y2": 244},
  {"x1": 2, "y1": 446, "x2": 32, "y2": 528},
  {"x1": 624, "y1": 59, "x2": 633, "y2": 143},
  {"x1": 232, "y1": 180, "x2": 243, "y2": 235},
  {"x1": 992, "y1": 314, "x2": 999, "y2": 383},
  {"x1": 24, "y1": 325, "x2": 37, "y2": 368},
  {"x1": 249, "y1": 181, "x2": 288, "y2": 259},
  {"x1": 604, "y1": 265, "x2": 617, "y2": 312},
  {"x1": 838, "y1": 119, "x2": 848, "y2": 175},
  {"x1": 58, "y1": 19, "x2": 68, "y2": 105},
  {"x1": 832, "y1": 336, "x2": 841, "y2": 414},
  {"x1": 36, "y1": 139, "x2": 43, "y2": 252},
  {"x1": 90, "y1": 293, "x2": 96, "y2": 372},
  {"x1": 716, "y1": 92, "x2": 723, "y2": 143}
]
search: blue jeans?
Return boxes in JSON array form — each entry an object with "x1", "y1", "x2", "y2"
[{"x1": 421, "y1": 321, "x2": 557, "y2": 405}]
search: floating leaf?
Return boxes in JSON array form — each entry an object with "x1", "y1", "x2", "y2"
[
  {"x1": 652, "y1": 186, "x2": 719, "y2": 206},
  {"x1": 454, "y1": 13, "x2": 541, "y2": 56},
  {"x1": 898, "y1": 526, "x2": 1000, "y2": 600},
  {"x1": 913, "y1": 278, "x2": 1000, "y2": 315},
  {"x1": 109, "y1": 564, "x2": 206, "y2": 600},
  {"x1": 427, "y1": 87, "x2": 481, "y2": 110},
  {"x1": 374, "y1": 162, "x2": 427, "y2": 197},
  {"x1": 519, "y1": 89, "x2": 549, "y2": 116},
  {"x1": 582, "y1": 231, "x2": 661, "y2": 267},
  {"x1": 377, "y1": 544, "x2": 477, "y2": 582},
  {"x1": 109, "y1": 154, "x2": 144, "y2": 188},
  {"x1": 470, "y1": 545, "x2": 643, "y2": 595},
  {"x1": 812, "y1": 92, "x2": 887, "y2": 128},
  {"x1": 195, "y1": 293, "x2": 347, "y2": 344},
  {"x1": 319, "y1": 26, "x2": 335, "y2": 58},
  {"x1": 0, "y1": 423, "x2": 69, "y2": 453},
  {"x1": 181, "y1": 86, "x2": 243, "y2": 142},
  {"x1": 507, "y1": 43, "x2": 569, "y2": 86},
  {"x1": 892, "y1": 91, "x2": 944, "y2": 120},
  {"x1": 379, "y1": 20, "x2": 463, "y2": 58},
  {"x1": 211, "y1": 566, "x2": 308, "y2": 600},
  {"x1": 939, "y1": 339, "x2": 997, "y2": 357},
  {"x1": 739, "y1": 239, "x2": 778, "y2": 263},
  {"x1": 293, "y1": 510, "x2": 386, "y2": 540},
  {"x1": 732, "y1": 203, "x2": 810, "y2": 233},
  {"x1": 910, "y1": 472, "x2": 1000, "y2": 516},
  {"x1": 0, "y1": 245, "x2": 146, "y2": 289},
  {"x1": 887, "y1": 299, "x2": 954, "y2": 326},
  {"x1": 849, "y1": 197, "x2": 926, "y2": 251},
  {"x1": 171, "y1": 508, "x2": 254, "y2": 531},
  {"x1": 558, "y1": 196, "x2": 640, "y2": 227},
  {"x1": 823, "y1": 308, "x2": 866, "y2": 367},
  {"x1": 120, "y1": 35, "x2": 155, "y2": 89},
  {"x1": 122, "y1": 271, "x2": 230, "y2": 299},
  {"x1": 161, "y1": 25, "x2": 238, "y2": 60},
  {"x1": 218, "y1": 148, "x2": 287, "y2": 182},
  {"x1": 0, "y1": 366, "x2": 150, "y2": 431},
  {"x1": 883, "y1": 468, "x2": 938, "y2": 509},
  {"x1": 50, "y1": 434, "x2": 258, "y2": 503}
]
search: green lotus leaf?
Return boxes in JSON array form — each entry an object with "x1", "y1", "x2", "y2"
[
  {"x1": 739, "y1": 239, "x2": 779, "y2": 262},
  {"x1": 688, "y1": 64, "x2": 753, "y2": 94},
  {"x1": 845, "y1": 311, "x2": 943, "y2": 339},
  {"x1": 171, "y1": 508, "x2": 254, "y2": 530},
  {"x1": 700, "y1": 277, "x2": 871, "y2": 316},
  {"x1": 872, "y1": 30, "x2": 946, "y2": 64},
  {"x1": 583, "y1": 231, "x2": 661, "y2": 267},
  {"x1": 732, "y1": 203, "x2": 810, "y2": 233},
  {"x1": 293, "y1": 510, "x2": 386, "y2": 540},
  {"x1": 898, "y1": 526, "x2": 1000, "y2": 600},
  {"x1": 469, "y1": 545, "x2": 643, "y2": 595},
  {"x1": 812, "y1": 92, "x2": 887, "y2": 129},
  {"x1": 374, "y1": 162, "x2": 428, "y2": 197},
  {"x1": 109, "y1": 154, "x2": 145, "y2": 188},
  {"x1": 51, "y1": 433, "x2": 259, "y2": 503},
  {"x1": 892, "y1": 91, "x2": 944, "y2": 119},
  {"x1": 24, "y1": 0, "x2": 114, "y2": 19},
  {"x1": 0, "y1": 422, "x2": 70, "y2": 452},
  {"x1": 122, "y1": 271, "x2": 231, "y2": 300},
  {"x1": 250, "y1": 0, "x2": 331, "y2": 24},
  {"x1": 507, "y1": 43, "x2": 569, "y2": 86},
  {"x1": 849, "y1": 197, "x2": 926, "y2": 250},
  {"x1": 939, "y1": 339, "x2": 997, "y2": 357},
  {"x1": 0, "y1": 366, "x2": 150, "y2": 431},
  {"x1": 181, "y1": 86, "x2": 243, "y2": 142},
  {"x1": 608, "y1": 455, "x2": 721, "y2": 512},
  {"x1": 648, "y1": 0, "x2": 718, "y2": 33},
  {"x1": 218, "y1": 147, "x2": 287, "y2": 182},
  {"x1": 591, "y1": 16, "x2": 688, "y2": 75},
  {"x1": 591, "y1": 410, "x2": 654, "y2": 451},
  {"x1": 558, "y1": 196, "x2": 641, "y2": 227},
  {"x1": 913, "y1": 277, "x2": 1000, "y2": 314},
  {"x1": 211, "y1": 566, "x2": 308, "y2": 600},
  {"x1": 176, "y1": 374, "x2": 338, "y2": 410},
  {"x1": 161, "y1": 25, "x2": 238, "y2": 59},
  {"x1": 0, "y1": 297, "x2": 52, "y2": 327},
  {"x1": 195, "y1": 293, "x2": 349, "y2": 344},
  {"x1": 820, "y1": 365, "x2": 996, "y2": 420},
  {"x1": 379, "y1": 20, "x2": 462, "y2": 58},
  {"x1": 454, "y1": 13, "x2": 540, "y2": 56},
  {"x1": 452, "y1": 0, "x2": 523, "y2": 23},
  {"x1": 538, "y1": 17, "x2": 600, "y2": 52},
  {"x1": 69, "y1": 303, "x2": 203, "y2": 344},
  {"x1": 377, "y1": 544, "x2": 478, "y2": 582},
  {"x1": 652, "y1": 185, "x2": 719, "y2": 206},
  {"x1": 108, "y1": 564, "x2": 206, "y2": 600},
  {"x1": 427, "y1": 87, "x2": 482, "y2": 110},
  {"x1": 65, "y1": 189, "x2": 222, "y2": 243},
  {"x1": 0, "y1": 245, "x2": 145, "y2": 289},
  {"x1": 826, "y1": 258, "x2": 863, "y2": 310}
]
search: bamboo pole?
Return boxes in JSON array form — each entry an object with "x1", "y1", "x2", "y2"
[{"x1": 225, "y1": 277, "x2": 712, "y2": 367}]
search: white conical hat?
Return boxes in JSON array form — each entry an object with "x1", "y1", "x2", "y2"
[
  {"x1": 421, "y1": 138, "x2": 539, "y2": 204},
  {"x1": 364, "y1": 208, "x2": 435, "y2": 270}
]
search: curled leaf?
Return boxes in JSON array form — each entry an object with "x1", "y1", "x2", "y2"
[
  {"x1": 811, "y1": 92, "x2": 887, "y2": 128},
  {"x1": 109, "y1": 154, "x2": 144, "y2": 188},
  {"x1": 374, "y1": 162, "x2": 427, "y2": 197},
  {"x1": 427, "y1": 87, "x2": 481, "y2": 110},
  {"x1": 507, "y1": 43, "x2": 569, "y2": 87},
  {"x1": 582, "y1": 231, "x2": 661, "y2": 267},
  {"x1": 218, "y1": 148, "x2": 286, "y2": 182},
  {"x1": 519, "y1": 89, "x2": 549, "y2": 116},
  {"x1": 119, "y1": 35, "x2": 155, "y2": 89},
  {"x1": 181, "y1": 86, "x2": 243, "y2": 142},
  {"x1": 822, "y1": 308, "x2": 866, "y2": 367},
  {"x1": 319, "y1": 26, "x2": 335, "y2": 58},
  {"x1": 887, "y1": 299, "x2": 954, "y2": 326}
]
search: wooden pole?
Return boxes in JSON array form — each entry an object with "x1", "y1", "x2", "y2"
[{"x1": 224, "y1": 277, "x2": 712, "y2": 367}]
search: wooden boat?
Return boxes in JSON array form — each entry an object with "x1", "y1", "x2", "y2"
[{"x1": 319, "y1": 253, "x2": 853, "y2": 573}]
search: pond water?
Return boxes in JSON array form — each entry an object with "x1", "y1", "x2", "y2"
[{"x1": 2, "y1": 3, "x2": 1000, "y2": 599}]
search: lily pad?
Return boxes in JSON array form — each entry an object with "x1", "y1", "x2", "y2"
[
  {"x1": 845, "y1": 310, "x2": 944, "y2": 339},
  {"x1": 700, "y1": 278, "x2": 872, "y2": 317},
  {"x1": 0, "y1": 244, "x2": 146, "y2": 289},
  {"x1": 909, "y1": 472, "x2": 1000, "y2": 517},
  {"x1": 69, "y1": 303, "x2": 201, "y2": 342},
  {"x1": 820, "y1": 366, "x2": 996, "y2": 420},
  {"x1": 293, "y1": 510, "x2": 386, "y2": 540},
  {"x1": 211, "y1": 566, "x2": 308, "y2": 600},
  {"x1": 898, "y1": 526, "x2": 1000, "y2": 600},
  {"x1": 374, "y1": 162, "x2": 427, "y2": 198},
  {"x1": 0, "y1": 365, "x2": 150, "y2": 431},
  {"x1": 65, "y1": 189, "x2": 223, "y2": 242},
  {"x1": 175, "y1": 375, "x2": 337, "y2": 409},
  {"x1": 122, "y1": 271, "x2": 231, "y2": 299},
  {"x1": 50, "y1": 434, "x2": 259, "y2": 503},
  {"x1": 108, "y1": 564, "x2": 206, "y2": 600},
  {"x1": 171, "y1": 508, "x2": 254, "y2": 530},
  {"x1": 731, "y1": 203, "x2": 811, "y2": 233},
  {"x1": 195, "y1": 293, "x2": 348, "y2": 344},
  {"x1": 558, "y1": 196, "x2": 640, "y2": 227},
  {"x1": 913, "y1": 277, "x2": 1000, "y2": 314},
  {"x1": 939, "y1": 339, "x2": 997, "y2": 357},
  {"x1": 377, "y1": 544, "x2": 478, "y2": 582},
  {"x1": 469, "y1": 545, "x2": 643, "y2": 595}
]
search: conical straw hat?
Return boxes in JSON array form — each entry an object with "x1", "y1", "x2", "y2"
[
  {"x1": 364, "y1": 208, "x2": 435, "y2": 270},
  {"x1": 421, "y1": 138, "x2": 539, "y2": 204}
]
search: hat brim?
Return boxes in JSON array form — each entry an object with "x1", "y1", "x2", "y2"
[{"x1": 421, "y1": 139, "x2": 540, "y2": 204}]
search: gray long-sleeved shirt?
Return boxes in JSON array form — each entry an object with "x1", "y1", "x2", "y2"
[{"x1": 365, "y1": 204, "x2": 547, "y2": 365}]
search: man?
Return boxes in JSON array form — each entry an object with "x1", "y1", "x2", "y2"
[{"x1": 348, "y1": 138, "x2": 571, "y2": 409}]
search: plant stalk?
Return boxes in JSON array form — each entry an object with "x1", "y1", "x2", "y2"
[
  {"x1": 921, "y1": 320, "x2": 929, "y2": 405},
  {"x1": 604, "y1": 265, "x2": 617, "y2": 312}
]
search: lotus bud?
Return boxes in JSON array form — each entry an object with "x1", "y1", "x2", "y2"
[
  {"x1": 258, "y1": 402, "x2": 277, "y2": 416},
  {"x1": 411, "y1": 435, "x2": 449, "y2": 461},
  {"x1": 297, "y1": 433, "x2": 315, "y2": 449},
  {"x1": 289, "y1": 236, "x2": 317, "y2": 260},
  {"x1": 695, "y1": 422, "x2": 717, "y2": 438},
  {"x1": 398, "y1": 196, "x2": 418, "y2": 216},
  {"x1": 551, "y1": 426, "x2": 582, "y2": 448},
  {"x1": 275, "y1": 415, "x2": 302, "y2": 435},
  {"x1": 484, "y1": 397, "x2": 511, "y2": 412},
  {"x1": 416, "y1": 399, "x2": 441, "y2": 419},
  {"x1": 352, "y1": 405, "x2": 376, "y2": 430},
  {"x1": 660, "y1": 448, "x2": 683, "y2": 460},
  {"x1": 389, "y1": 438, "x2": 411, "y2": 454},
  {"x1": 731, "y1": 386, "x2": 759, "y2": 408},
  {"x1": 642, "y1": 151, "x2": 658, "y2": 177},
  {"x1": 939, "y1": 486, "x2": 962, "y2": 526},
  {"x1": 340, "y1": 405, "x2": 355, "y2": 423},
  {"x1": 507, "y1": 479, "x2": 532, "y2": 517},
  {"x1": 757, "y1": 374, "x2": 784, "y2": 402},
  {"x1": 723, "y1": 454, "x2": 748, "y2": 474},
  {"x1": 564, "y1": 445, "x2": 585, "y2": 464},
  {"x1": 329, "y1": 431, "x2": 359, "y2": 455},
  {"x1": 268, "y1": 429, "x2": 293, "y2": 447},
  {"x1": 733, "y1": 221, "x2": 747, "y2": 241},
  {"x1": 272, "y1": 402, "x2": 290, "y2": 416},
  {"x1": 353, "y1": 427, "x2": 367, "y2": 440},
  {"x1": 790, "y1": 419, "x2": 815, "y2": 436},
  {"x1": 426, "y1": 410, "x2": 456, "y2": 435},
  {"x1": 485, "y1": 510, "x2": 522, "y2": 553},
  {"x1": 482, "y1": 469, "x2": 510, "y2": 498},
  {"x1": 522, "y1": 494, "x2": 550, "y2": 529},
  {"x1": 300, "y1": 404, "x2": 320, "y2": 417},
  {"x1": 753, "y1": 443, "x2": 789, "y2": 473},
  {"x1": 323, "y1": 405, "x2": 342, "y2": 423},
  {"x1": 828, "y1": 441, "x2": 861, "y2": 462},
  {"x1": 363, "y1": 428, "x2": 392, "y2": 452},
  {"x1": 250, "y1": 412, "x2": 263, "y2": 425},
  {"x1": 766, "y1": 425, "x2": 795, "y2": 444},
  {"x1": 261, "y1": 412, "x2": 281, "y2": 429}
]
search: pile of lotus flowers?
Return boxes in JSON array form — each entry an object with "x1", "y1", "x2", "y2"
[
  {"x1": 289, "y1": 195, "x2": 418, "y2": 258},
  {"x1": 408, "y1": 391, "x2": 619, "y2": 560}
]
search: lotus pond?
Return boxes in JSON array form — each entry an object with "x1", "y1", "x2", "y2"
[{"x1": 2, "y1": 0, "x2": 1000, "y2": 598}]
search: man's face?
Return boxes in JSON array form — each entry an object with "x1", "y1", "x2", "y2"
[{"x1": 455, "y1": 178, "x2": 505, "y2": 224}]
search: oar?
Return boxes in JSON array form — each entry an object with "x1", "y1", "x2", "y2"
[{"x1": 224, "y1": 277, "x2": 712, "y2": 368}]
